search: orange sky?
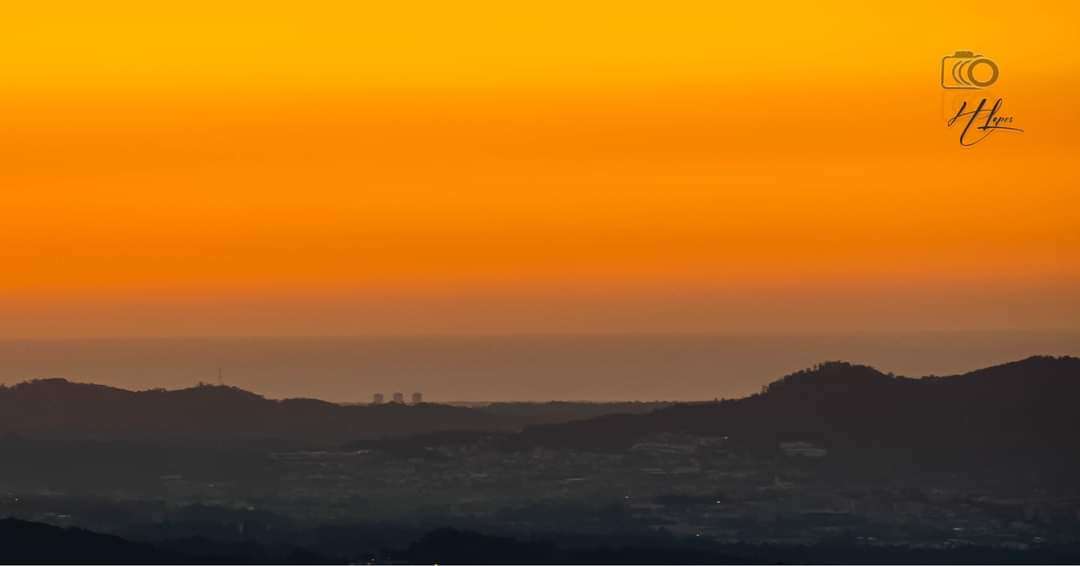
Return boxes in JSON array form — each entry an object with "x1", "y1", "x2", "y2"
[{"x1": 2, "y1": 1, "x2": 1078, "y2": 337}]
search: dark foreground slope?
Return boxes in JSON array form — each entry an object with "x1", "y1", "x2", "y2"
[
  {"x1": 0, "y1": 518, "x2": 335, "y2": 564},
  {"x1": 517, "y1": 356, "x2": 1080, "y2": 474},
  {"x1": 6, "y1": 517, "x2": 1080, "y2": 564},
  {"x1": 0, "y1": 518, "x2": 180, "y2": 564}
]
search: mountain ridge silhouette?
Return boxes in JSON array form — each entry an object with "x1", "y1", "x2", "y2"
[
  {"x1": 514, "y1": 356, "x2": 1080, "y2": 468},
  {"x1": 0, "y1": 378, "x2": 516, "y2": 445},
  {"x1": 2, "y1": 356, "x2": 1077, "y2": 458}
]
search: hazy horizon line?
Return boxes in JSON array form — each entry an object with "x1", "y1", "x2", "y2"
[
  {"x1": 2, "y1": 328, "x2": 1078, "y2": 342},
  {"x1": 6, "y1": 354, "x2": 1074, "y2": 405}
]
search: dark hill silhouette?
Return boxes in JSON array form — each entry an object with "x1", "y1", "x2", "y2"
[
  {"x1": 515, "y1": 356, "x2": 1080, "y2": 475},
  {"x1": 9, "y1": 517, "x2": 1080, "y2": 564},
  {"x1": 0, "y1": 379, "x2": 521, "y2": 446},
  {"x1": 4, "y1": 356, "x2": 1078, "y2": 462},
  {"x1": 0, "y1": 518, "x2": 336, "y2": 563},
  {"x1": 0, "y1": 517, "x2": 179, "y2": 564}
]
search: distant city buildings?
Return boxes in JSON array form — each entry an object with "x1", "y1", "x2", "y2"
[{"x1": 371, "y1": 391, "x2": 423, "y2": 405}]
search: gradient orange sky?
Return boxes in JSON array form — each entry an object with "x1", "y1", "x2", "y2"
[{"x1": 2, "y1": 1, "x2": 1078, "y2": 337}]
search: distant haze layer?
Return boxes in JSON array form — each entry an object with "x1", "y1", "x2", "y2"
[{"x1": 0, "y1": 332, "x2": 1076, "y2": 402}]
